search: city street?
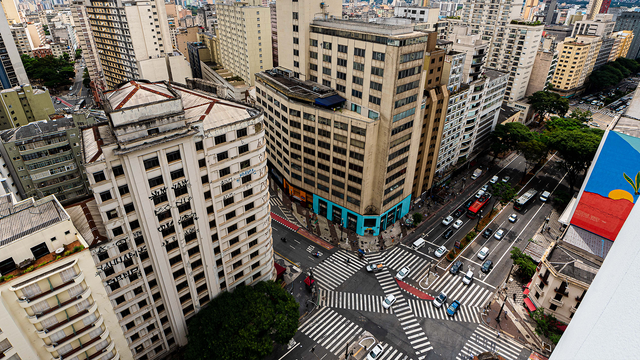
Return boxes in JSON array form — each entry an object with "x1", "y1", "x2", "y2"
[
  {"x1": 267, "y1": 152, "x2": 571, "y2": 359},
  {"x1": 52, "y1": 57, "x2": 91, "y2": 111}
]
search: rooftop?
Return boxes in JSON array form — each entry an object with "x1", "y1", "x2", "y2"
[
  {"x1": 0, "y1": 118, "x2": 75, "y2": 143},
  {"x1": 104, "y1": 80, "x2": 178, "y2": 110},
  {"x1": 484, "y1": 69, "x2": 509, "y2": 81},
  {"x1": 546, "y1": 241, "x2": 603, "y2": 285},
  {"x1": 612, "y1": 85, "x2": 640, "y2": 138},
  {"x1": 256, "y1": 68, "x2": 339, "y2": 103},
  {"x1": 0, "y1": 194, "x2": 69, "y2": 248},
  {"x1": 312, "y1": 17, "x2": 419, "y2": 36},
  {"x1": 498, "y1": 103, "x2": 520, "y2": 122}
]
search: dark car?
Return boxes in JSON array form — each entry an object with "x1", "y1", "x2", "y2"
[
  {"x1": 483, "y1": 228, "x2": 494, "y2": 238},
  {"x1": 450, "y1": 260, "x2": 463, "y2": 274},
  {"x1": 453, "y1": 207, "x2": 465, "y2": 218},
  {"x1": 481, "y1": 260, "x2": 493, "y2": 273},
  {"x1": 442, "y1": 228, "x2": 454, "y2": 239}
]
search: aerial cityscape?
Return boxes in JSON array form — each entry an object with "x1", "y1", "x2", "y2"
[{"x1": 0, "y1": 0, "x2": 638, "y2": 359}]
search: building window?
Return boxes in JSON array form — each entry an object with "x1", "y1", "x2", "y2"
[
  {"x1": 166, "y1": 150, "x2": 181, "y2": 162},
  {"x1": 93, "y1": 171, "x2": 106, "y2": 183},
  {"x1": 100, "y1": 191, "x2": 112, "y2": 202},
  {"x1": 143, "y1": 157, "x2": 160, "y2": 170}
]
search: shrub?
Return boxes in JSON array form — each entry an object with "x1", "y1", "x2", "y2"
[
  {"x1": 73, "y1": 245, "x2": 84, "y2": 253},
  {"x1": 64, "y1": 251, "x2": 72, "y2": 256},
  {"x1": 22, "y1": 266, "x2": 34, "y2": 274},
  {"x1": 56, "y1": 255, "x2": 61, "y2": 260},
  {"x1": 0, "y1": 276, "x2": 4, "y2": 283},
  {"x1": 412, "y1": 212, "x2": 423, "y2": 224}
]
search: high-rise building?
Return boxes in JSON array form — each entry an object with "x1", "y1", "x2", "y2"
[
  {"x1": 216, "y1": 0, "x2": 273, "y2": 86},
  {"x1": 526, "y1": 49, "x2": 559, "y2": 96},
  {"x1": 9, "y1": 24, "x2": 33, "y2": 56},
  {"x1": 459, "y1": 0, "x2": 544, "y2": 102},
  {"x1": 81, "y1": 0, "x2": 190, "y2": 89},
  {"x1": 585, "y1": 0, "x2": 604, "y2": 20},
  {"x1": 81, "y1": 80, "x2": 274, "y2": 357},
  {"x1": 0, "y1": 84, "x2": 55, "y2": 129},
  {"x1": 0, "y1": 116, "x2": 92, "y2": 204},
  {"x1": 276, "y1": 0, "x2": 341, "y2": 80},
  {"x1": 270, "y1": 2, "x2": 278, "y2": 67},
  {"x1": 71, "y1": 0, "x2": 105, "y2": 96},
  {"x1": 571, "y1": 14, "x2": 615, "y2": 38},
  {"x1": 550, "y1": 35, "x2": 602, "y2": 94},
  {"x1": 0, "y1": 7, "x2": 28, "y2": 89},
  {"x1": 522, "y1": 0, "x2": 539, "y2": 21},
  {"x1": 599, "y1": 0, "x2": 612, "y2": 17},
  {"x1": 609, "y1": 30, "x2": 634, "y2": 61},
  {"x1": 613, "y1": 12, "x2": 640, "y2": 60},
  {"x1": 257, "y1": 20, "x2": 447, "y2": 235},
  {"x1": 545, "y1": 0, "x2": 558, "y2": 25},
  {"x1": 0, "y1": 193, "x2": 133, "y2": 360}
]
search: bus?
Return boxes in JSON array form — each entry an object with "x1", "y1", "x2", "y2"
[
  {"x1": 467, "y1": 193, "x2": 492, "y2": 219},
  {"x1": 514, "y1": 189, "x2": 538, "y2": 212}
]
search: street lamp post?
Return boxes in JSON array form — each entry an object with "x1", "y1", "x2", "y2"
[
  {"x1": 495, "y1": 264, "x2": 515, "y2": 325},
  {"x1": 475, "y1": 209, "x2": 484, "y2": 232}
]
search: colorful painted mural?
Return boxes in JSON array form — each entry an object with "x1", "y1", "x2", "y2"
[{"x1": 571, "y1": 131, "x2": 640, "y2": 241}]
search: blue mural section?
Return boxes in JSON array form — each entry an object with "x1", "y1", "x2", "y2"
[{"x1": 312, "y1": 194, "x2": 412, "y2": 236}]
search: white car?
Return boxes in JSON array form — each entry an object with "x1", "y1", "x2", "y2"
[
  {"x1": 490, "y1": 175, "x2": 499, "y2": 184},
  {"x1": 382, "y1": 294, "x2": 396, "y2": 309},
  {"x1": 453, "y1": 219, "x2": 464, "y2": 229},
  {"x1": 395, "y1": 266, "x2": 410, "y2": 281},
  {"x1": 442, "y1": 216, "x2": 454, "y2": 226},
  {"x1": 477, "y1": 246, "x2": 490, "y2": 260},
  {"x1": 433, "y1": 292, "x2": 447, "y2": 308},
  {"x1": 481, "y1": 184, "x2": 489, "y2": 192},
  {"x1": 434, "y1": 245, "x2": 447, "y2": 258},
  {"x1": 475, "y1": 190, "x2": 485, "y2": 198},
  {"x1": 462, "y1": 270, "x2": 474, "y2": 285},
  {"x1": 366, "y1": 343, "x2": 384, "y2": 360},
  {"x1": 502, "y1": 176, "x2": 511, "y2": 183},
  {"x1": 509, "y1": 214, "x2": 518, "y2": 223},
  {"x1": 494, "y1": 229, "x2": 505, "y2": 240}
]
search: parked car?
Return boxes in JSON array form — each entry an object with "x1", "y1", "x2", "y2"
[
  {"x1": 435, "y1": 245, "x2": 448, "y2": 257},
  {"x1": 442, "y1": 228, "x2": 454, "y2": 239},
  {"x1": 475, "y1": 190, "x2": 485, "y2": 198},
  {"x1": 502, "y1": 176, "x2": 511, "y2": 183},
  {"x1": 509, "y1": 214, "x2": 518, "y2": 223},
  {"x1": 490, "y1": 175, "x2": 499, "y2": 184},
  {"x1": 481, "y1": 260, "x2": 493, "y2": 273},
  {"x1": 494, "y1": 229, "x2": 505, "y2": 240},
  {"x1": 446, "y1": 300, "x2": 461, "y2": 317},
  {"x1": 477, "y1": 247, "x2": 490, "y2": 260},
  {"x1": 481, "y1": 184, "x2": 489, "y2": 192},
  {"x1": 453, "y1": 207, "x2": 465, "y2": 218},
  {"x1": 382, "y1": 294, "x2": 396, "y2": 309},
  {"x1": 483, "y1": 228, "x2": 494, "y2": 238},
  {"x1": 366, "y1": 263, "x2": 384, "y2": 272},
  {"x1": 442, "y1": 216, "x2": 454, "y2": 226},
  {"x1": 462, "y1": 270, "x2": 474, "y2": 285},
  {"x1": 395, "y1": 267, "x2": 410, "y2": 281},
  {"x1": 453, "y1": 219, "x2": 464, "y2": 229},
  {"x1": 450, "y1": 260, "x2": 463, "y2": 274},
  {"x1": 366, "y1": 343, "x2": 384, "y2": 360},
  {"x1": 433, "y1": 292, "x2": 447, "y2": 308}
]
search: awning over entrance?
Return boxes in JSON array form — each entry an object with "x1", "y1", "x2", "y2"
[
  {"x1": 524, "y1": 297, "x2": 537, "y2": 312},
  {"x1": 523, "y1": 281, "x2": 531, "y2": 295},
  {"x1": 274, "y1": 262, "x2": 286, "y2": 279},
  {"x1": 315, "y1": 94, "x2": 346, "y2": 108}
]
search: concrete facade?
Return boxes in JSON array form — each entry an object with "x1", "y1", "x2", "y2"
[
  {"x1": 613, "y1": 11, "x2": 640, "y2": 60},
  {"x1": 526, "y1": 49, "x2": 558, "y2": 97},
  {"x1": 551, "y1": 35, "x2": 601, "y2": 94},
  {"x1": 0, "y1": 194, "x2": 133, "y2": 360},
  {"x1": 0, "y1": 7, "x2": 28, "y2": 89},
  {"x1": 81, "y1": 80, "x2": 274, "y2": 359},
  {"x1": 0, "y1": 84, "x2": 55, "y2": 129},
  {"x1": 72, "y1": 0, "x2": 106, "y2": 93}
]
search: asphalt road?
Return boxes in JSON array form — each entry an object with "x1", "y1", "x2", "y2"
[
  {"x1": 52, "y1": 58, "x2": 92, "y2": 111},
  {"x1": 267, "y1": 153, "x2": 571, "y2": 360}
]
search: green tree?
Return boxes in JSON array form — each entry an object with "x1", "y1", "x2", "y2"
[
  {"x1": 519, "y1": 137, "x2": 549, "y2": 176},
  {"x1": 412, "y1": 212, "x2": 423, "y2": 224},
  {"x1": 568, "y1": 108, "x2": 592, "y2": 123},
  {"x1": 530, "y1": 308, "x2": 562, "y2": 344},
  {"x1": 488, "y1": 182, "x2": 518, "y2": 218},
  {"x1": 82, "y1": 68, "x2": 90, "y2": 88},
  {"x1": 546, "y1": 116, "x2": 587, "y2": 132},
  {"x1": 75, "y1": 48, "x2": 82, "y2": 60},
  {"x1": 547, "y1": 130, "x2": 603, "y2": 194},
  {"x1": 528, "y1": 91, "x2": 570, "y2": 119},
  {"x1": 43, "y1": 24, "x2": 50, "y2": 35},
  {"x1": 510, "y1": 246, "x2": 537, "y2": 280},
  {"x1": 21, "y1": 54, "x2": 75, "y2": 89},
  {"x1": 184, "y1": 281, "x2": 299, "y2": 360}
]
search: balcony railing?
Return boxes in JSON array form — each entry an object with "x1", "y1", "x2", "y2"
[
  {"x1": 549, "y1": 298, "x2": 564, "y2": 307},
  {"x1": 59, "y1": 329, "x2": 107, "y2": 360},
  {"x1": 20, "y1": 273, "x2": 82, "y2": 303},
  {"x1": 554, "y1": 287, "x2": 569, "y2": 297}
]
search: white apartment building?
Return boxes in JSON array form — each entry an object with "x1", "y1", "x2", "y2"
[
  {"x1": 81, "y1": 80, "x2": 274, "y2": 359},
  {"x1": 0, "y1": 194, "x2": 133, "y2": 360},
  {"x1": 459, "y1": 0, "x2": 544, "y2": 102},
  {"x1": 276, "y1": 0, "x2": 341, "y2": 80},
  {"x1": 9, "y1": 24, "x2": 33, "y2": 56},
  {"x1": 216, "y1": 0, "x2": 273, "y2": 86},
  {"x1": 394, "y1": 5, "x2": 439, "y2": 29},
  {"x1": 72, "y1": 0, "x2": 105, "y2": 91},
  {"x1": 0, "y1": 7, "x2": 28, "y2": 89}
]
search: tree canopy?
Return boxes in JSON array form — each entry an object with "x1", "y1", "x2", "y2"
[
  {"x1": 510, "y1": 246, "x2": 536, "y2": 281},
  {"x1": 519, "y1": 137, "x2": 549, "y2": 175},
  {"x1": 528, "y1": 91, "x2": 569, "y2": 119},
  {"x1": 184, "y1": 281, "x2": 299, "y2": 360},
  {"x1": 547, "y1": 129, "x2": 602, "y2": 193},
  {"x1": 21, "y1": 54, "x2": 75, "y2": 89},
  {"x1": 588, "y1": 58, "x2": 640, "y2": 91}
]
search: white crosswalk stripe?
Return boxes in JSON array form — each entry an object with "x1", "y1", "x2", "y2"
[
  {"x1": 313, "y1": 250, "x2": 368, "y2": 291},
  {"x1": 455, "y1": 324, "x2": 525, "y2": 360},
  {"x1": 406, "y1": 298, "x2": 481, "y2": 323},
  {"x1": 429, "y1": 272, "x2": 494, "y2": 309},
  {"x1": 318, "y1": 289, "x2": 393, "y2": 314},
  {"x1": 375, "y1": 342, "x2": 415, "y2": 360},
  {"x1": 380, "y1": 246, "x2": 431, "y2": 283},
  {"x1": 299, "y1": 307, "x2": 365, "y2": 356},
  {"x1": 269, "y1": 196, "x2": 298, "y2": 223}
]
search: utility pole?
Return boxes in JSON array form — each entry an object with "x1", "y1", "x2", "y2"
[
  {"x1": 475, "y1": 209, "x2": 484, "y2": 232},
  {"x1": 495, "y1": 263, "x2": 515, "y2": 324}
]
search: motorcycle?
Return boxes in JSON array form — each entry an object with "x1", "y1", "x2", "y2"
[{"x1": 281, "y1": 237, "x2": 287, "y2": 243}]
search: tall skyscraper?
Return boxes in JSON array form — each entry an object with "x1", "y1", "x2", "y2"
[
  {"x1": 0, "y1": 6, "x2": 28, "y2": 89},
  {"x1": 216, "y1": 0, "x2": 273, "y2": 86},
  {"x1": 585, "y1": 0, "x2": 604, "y2": 21},
  {"x1": 72, "y1": 0, "x2": 106, "y2": 95},
  {"x1": 613, "y1": 12, "x2": 640, "y2": 60},
  {"x1": 81, "y1": 80, "x2": 274, "y2": 358}
]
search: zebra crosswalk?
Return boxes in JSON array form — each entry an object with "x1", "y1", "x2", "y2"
[
  {"x1": 381, "y1": 246, "x2": 432, "y2": 283},
  {"x1": 318, "y1": 289, "x2": 393, "y2": 314},
  {"x1": 406, "y1": 298, "x2": 480, "y2": 323},
  {"x1": 456, "y1": 324, "x2": 525, "y2": 360},
  {"x1": 374, "y1": 342, "x2": 415, "y2": 360},
  {"x1": 313, "y1": 250, "x2": 368, "y2": 291},
  {"x1": 269, "y1": 196, "x2": 297, "y2": 223},
  {"x1": 428, "y1": 271, "x2": 494, "y2": 309},
  {"x1": 298, "y1": 307, "x2": 365, "y2": 356}
]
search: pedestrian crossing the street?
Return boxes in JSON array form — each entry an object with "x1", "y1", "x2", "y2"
[
  {"x1": 298, "y1": 307, "x2": 365, "y2": 356},
  {"x1": 313, "y1": 250, "x2": 368, "y2": 291},
  {"x1": 269, "y1": 196, "x2": 297, "y2": 223},
  {"x1": 381, "y1": 246, "x2": 431, "y2": 283},
  {"x1": 318, "y1": 289, "x2": 393, "y2": 314},
  {"x1": 428, "y1": 272, "x2": 494, "y2": 309},
  {"x1": 455, "y1": 324, "x2": 525, "y2": 360},
  {"x1": 406, "y1": 299, "x2": 480, "y2": 323}
]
